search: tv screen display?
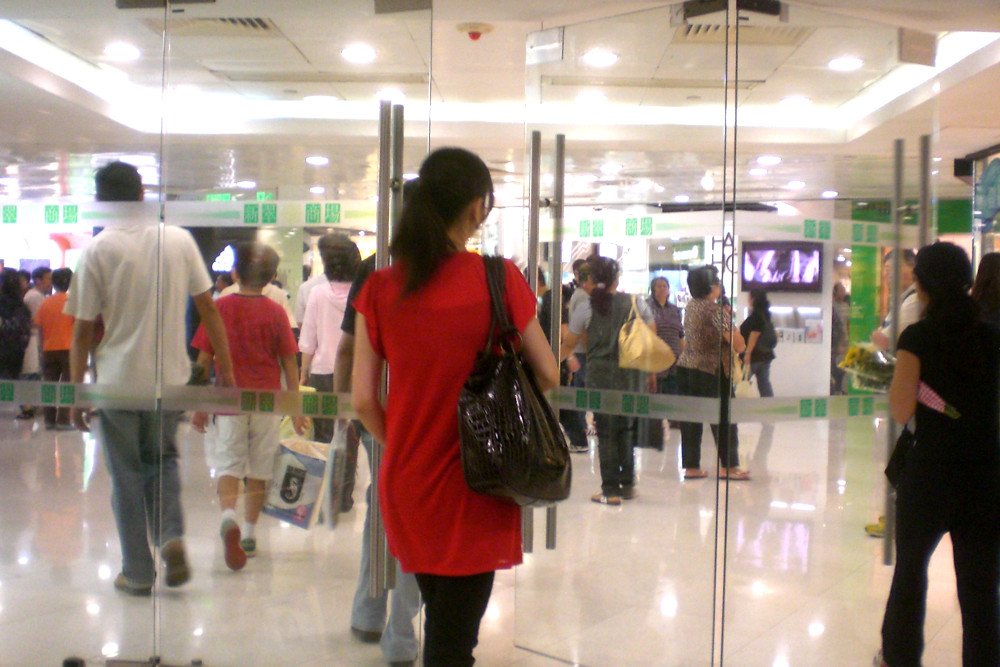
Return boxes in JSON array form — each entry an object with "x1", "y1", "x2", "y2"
[{"x1": 741, "y1": 241, "x2": 822, "y2": 293}]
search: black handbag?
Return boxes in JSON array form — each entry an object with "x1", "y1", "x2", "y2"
[
  {"x1": 885, "y1": 427, "x2": 914, "y2": 488},
  {"x1": 457, "y1": 255, "x2": 572, "y2": 506}
]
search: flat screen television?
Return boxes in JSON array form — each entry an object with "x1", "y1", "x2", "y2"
[{"x1": 741, "y1": 241, "x2": 823, "y2": 293}]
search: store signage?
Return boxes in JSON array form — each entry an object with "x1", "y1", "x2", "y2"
[{"x1": 976, "y1": 158, "x2": 1000, "y2": 229}]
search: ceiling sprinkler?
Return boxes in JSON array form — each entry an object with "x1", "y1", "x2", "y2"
[{"x1": 457, "y1": 22, "x2": 493, "y2": 42}]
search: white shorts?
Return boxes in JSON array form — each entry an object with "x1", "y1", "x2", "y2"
[{"x1": 212, "y1": 413, "x2": 282, "y2": 480}]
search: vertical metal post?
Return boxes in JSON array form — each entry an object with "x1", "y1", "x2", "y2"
[
  {"x1": 884, "y1": 138, "x2": 904, "y2": 566},
  {"x1": 919, "y1": 134, "x2": 932, "y2": 247},
  {"x1": 545, "y1": 133, "x2": 566, "y2": 551},
  {"x1": 369, "y1": 100, "x2": 393, "y2": 597},
  {"x1": 522, "y1": 130, "x2": 542, "y2": 554}
]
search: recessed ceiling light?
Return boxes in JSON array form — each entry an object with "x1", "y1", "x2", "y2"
[
  {"x1": 748, "y1": 167, "x2": 767, "y2": 176},
  {"x1": 657, "y1": 245, "x2": 666, "y2": 251},
  {"x1": 933, "y1": 156, "x2": 942, "y2": 162},
  {"x1": 306, "y1": 156, "x2": 329, "y2": 166},
  {"x1": 310, "y1": 186, "x2": 325, "y2": 195},
  {"x1": 674, "y1": 194, "x2": 690, "y2": 203},
  {"x1": 375, "y1": 88, "x2": 405, "y2": 102},
  {"x1": 821, "y1": 190, "x2": 838, "y2": 199},
  {"x1": 599, "y1": 161, "x2": 623, "y2": 176},
  {"x1": 402, "y1": 172, "x2": 418, "y2": 180},
  {"x1": 778, "y1": 95, "x2": 811, "y2": 108},
  {"x1": 576, "y1": 90, "x2": 608, "y2": 105},
  {"x1": 235, "y1": 180, "x2": 256, "y2": 189},
  {"x1": 700, "y1": 173, "x2": 715, "y2": 191},
  {"x1": 756, "y1": 155, "x2": 782, "y2": 166},
  {"x1": 341, "y1": 43, "x2": 376, "y2": 65},
  {"x1": 303, "y1": 95, "x2": 339, "y2": 104},
  {"x1": 103, "y1": 41, "x2": 141, "y2": 62},
  {"x1": 828, "y1": 56, "x2": 863, "y2": 72},
  {"x1": 582, "y1": 48, "x2": 619, "y2": 68},
  {"x1": 786, "y1": 180, "x2": 806, "y2": 190},
  {"x1": 931, "y1": 170, "x2": 939, "y2": 175}
]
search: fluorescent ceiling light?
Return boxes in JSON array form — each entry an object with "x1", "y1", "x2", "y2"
[
  {"x1": 305, "y1": 156, "x2": 329, "y2": 166},
  {"x1": 674, "y1": 194, "x2": 690, "y2": 203},
  {"x1": 828, "y1": 55, "x2": 864, "y2": 72},
  {"x1": 310, "y1": 186, "x2": 325, "y2": 195},
  {"x1": 341, "y1": 43, "x2": 376, "y2": 65},
  {"x1": 821, "y1": 190, "x2": 838, "y2": 198},
  {"x1": 375, "y1": 88, "x2": 405, "y2": 102},
  {"x1": 576, "y1": 90, "x2": 608, "y2": 105},
  {"x1": 748, "y1": 167, "x2": 767, "y2": 176},
  {"x1": 235, "y1": 180, "x2": 256, "y2": 189},
  {"x1": 756, "y1": 155, "x2": 781, "y2": 166},
  {"x1": 786, "y1": 180, "x2": 806, "y2": 190},
  {"x1": 103, "y1": 41, "x2": 141, "y2": 62},
  {"x1": 582, "y1": 48, "x2": 618, "y2": 68}
]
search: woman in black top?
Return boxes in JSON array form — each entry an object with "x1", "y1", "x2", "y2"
[
  {"x1": 0, "y1": 268, "x2": 32, "y2": 379},
  {"x1": 879, "y1": 242, "x2": 1000, "y2": 667},
  {"x1": 739, "y1": 288, "x2": 777, "y2": 397}
]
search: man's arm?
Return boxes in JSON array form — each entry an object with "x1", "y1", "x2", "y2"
[
  {"x1": 191, "y1": 291, "x2": 235, "y2": 387},
  {"x1": 69, "y1": 319, "x2": 96, "y2": 431}
]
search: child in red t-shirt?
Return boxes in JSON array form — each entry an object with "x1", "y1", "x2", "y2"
[{"x1": 191, "y1": 242, "x2": 305, "y2": 571}]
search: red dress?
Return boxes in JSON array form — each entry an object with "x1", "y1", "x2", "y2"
[{"x1": 355, "y1": 253, "x2": 537, "y2": 576}]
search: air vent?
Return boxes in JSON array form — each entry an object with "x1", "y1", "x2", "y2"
[
  {"x1": 143, "y1": 17, "x2": 278, "y2": 37},
  {"x1": 675, "y1": 24, "x2": 812, "y2": 46},
  {"x1": 541, "y1": 75, "x2": 760, "y2": 90}
]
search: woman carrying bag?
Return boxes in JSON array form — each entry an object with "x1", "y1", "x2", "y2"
[
  {"x1": 561, "y1": 256, "x2": 655, "y2": 505},
  {"x1": 352, "y1": 147, "x2": 559, "y2": 666}
]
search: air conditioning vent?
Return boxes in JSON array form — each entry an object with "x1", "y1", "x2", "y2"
[
  {"x1": 541, "y1": 75, "x2": 760, "y2": 90},
  {"x1": 143, "y1": 17, "x2": 278, "y2": 37},
  {"x1": 675, "y1": 24, "x2": 812, "y2": 46}
]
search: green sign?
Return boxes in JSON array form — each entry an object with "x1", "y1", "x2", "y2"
[
  {"x1": 799, "y1": 399, "x2": 813, "y2": 418},
  {"x1": 636, "y1": 394, "x2": 650, "y2": 415},
  {"x1": 45, "y1": 205, "x2": 59, "y2": 224},
  {"x1": 40, "y1": 384, "x2": 57, "y2": 404},
  {"x1": 814, "y1": 398, "x2": 827, "y2": 417},
  {"x1": 580, "y1": 220, "x2": 591, "y2": 237},
  {"x1": 261, "y1": 203, "x2": 277, "y2": 224},
  {"x1": 588, "y1": 390, "x2": 602, "y2": 411},
  {"x1": 640, "y1": 217, "x2": 653, "y2": 236},
  {"x1": 59, "y1": 384, "x2": 75, "y2": 405},
  {"x1": 241, "y1": 391, "x2": 257, "y2": 411},
  {"x1": 804, "y1": 219, "x2": 817, "y2": 238},
  {"x1": 622, "y1": 394, "x2": 635, "y2": 412},
  {"x1": 575, "y1": 390, "x2": 588, "y2": 409},
  {"x1": 63, "y1": 205, "x2": 78, "y2": 224},
  {"x1": 2, "y1": 205, "x2": 15, "y2": 224},
  {"x1": 593, "y1": 220, "x2": 604, "y2": 237},
  {"x1": 305, "y1": 203, "x2": 321, "y2": 224},
  {"x1": 625, "y1": 217, "x2": 638, "y2": 236},
  {"x1": 243, "y1": 205, "x2": 259, "y2": 224},
  {"x1": 325, "y1": 203, "x2": 341, "y2": 223},
  {"x1": 0, "y1": 382, "x2": 13, "y2": 402},
  {"x1": 205, "y1": 193, "x2": 232, "y2": 201},
  {"x1": 321, "y1": 394, "x2": 338, "y2": 416},
  {"x1": 819, "y1": 220, "x2": 831, "y2": 240},
  {"x1": 258, "y1": 392, "x2": 275, "y2": 412},
  {"x1": 256, "y1": 191, "x2": 275, "y2": 201},
  {"x1": 302, "y1": 393, "x2": 319, "y2": 415},
  {"x1": 848, "y1": 245, "x2": 880, "y2": 394}
]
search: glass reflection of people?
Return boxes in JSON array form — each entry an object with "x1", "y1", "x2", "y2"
[
  {"x1": 67, "y1": 161, "x2": 235, "y2": 595},
  {"x1": 871, "y1": 249, "x2": 918, "y2": 351},
  {"x1": 352, "y1": 147, "x2": 559, "y2": 666},
  {"x1": 739, "y1": 288, "x2": 776, "y2": 397},
  {"x1": 675, "y1": 265, "x2": 749, "y2": 481},
  {"x1": 563, "y1": 260, "x2": 596, "y2": 452},
  {"x1": 646, "y1": 276, "x2": 684, "y2": 449},
  {"x1": 878, "y1": 242, "x2": 1000, "y2": 667},
  {"x1": 561, "y1": 255, "x2": 654, "y2": 505},
  {"x1": 830, "y1": 281, "x2": 850, "y2": 394},
  {"x1": 971, "y1": 251, "x2": 1000, "y2": 326}
]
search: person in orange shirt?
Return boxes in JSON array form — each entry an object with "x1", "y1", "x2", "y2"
[{"x1": 34, "y1": 268, "x2": 74, "y2": 430}]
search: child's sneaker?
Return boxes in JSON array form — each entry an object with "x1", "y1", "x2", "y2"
[
  {"x1": 220, "y1": 519, "x2": 247, "y2": 571},
  {"x1": 240, "y1": 537, "x2": 256, "y2": 558}
]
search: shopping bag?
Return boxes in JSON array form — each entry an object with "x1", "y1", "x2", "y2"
[
  {"x1": 734, "y1": 376, "x2": 759, "y2": 398},
  {"x1": 263, "y1": 436, "x2": 344, "y2": 529}
]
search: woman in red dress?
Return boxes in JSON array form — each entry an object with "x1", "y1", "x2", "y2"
[{"x1": 352, "y1": 147, "x2": 559, "y2": 666}]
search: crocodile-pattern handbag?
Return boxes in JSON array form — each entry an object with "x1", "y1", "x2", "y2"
[{"x1": 457, "y1": 255, "x2": 571, "y2": 506}]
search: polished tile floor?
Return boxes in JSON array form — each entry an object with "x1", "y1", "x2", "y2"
[{"x1": 0, "y1": 409, "x2": 965, "y2": 666}]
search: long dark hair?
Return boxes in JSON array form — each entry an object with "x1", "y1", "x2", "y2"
[
  {"x1": 1, "y1": 267, "x2": 22, "y2": 301},
  {"x1": 971, "y1": 252, "x2": 1000, "y2": 319},
  {"x1": 389, "y1": 147, "x2": 493, "y2": 293},
  {"x1": 913, "y1": 242, "x2": 976, "y2": 333},
  {"x1": 750, "y1": 288, "x2": 771, "y2": 320},
  {"x1": 588, "y1": 256, "x2": 620, "y2": 316}
]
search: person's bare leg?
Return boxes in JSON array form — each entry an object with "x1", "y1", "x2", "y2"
[
  {"x1": 217, "y1": 475, "x2": 240, "y2": 510},
  {"x1": 218, "y1": 475, "x2": 246, "y2": 570},
  {"x1": 244, "y1": 478, "x2": 267, "y2": 525}
]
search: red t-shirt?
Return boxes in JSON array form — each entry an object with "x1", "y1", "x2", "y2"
[
  {"x1": 191, "y1": 294, "x2": 297, "y2": 390},
  {"x1": 355, "y1": 253, "x2": 537, "y2": 576}
]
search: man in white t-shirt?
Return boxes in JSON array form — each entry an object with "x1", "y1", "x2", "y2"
[{"x1": 66, "y1": 161, "x2": 234, "y2": 596}]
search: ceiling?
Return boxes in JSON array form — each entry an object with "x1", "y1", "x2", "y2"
[{"x1": 0, "y1": 0, "x2": 998, "y2": 210}]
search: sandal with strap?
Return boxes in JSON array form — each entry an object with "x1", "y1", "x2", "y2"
[
  {"x1": 720, "y1": 468, "x2": 751, "y2": 481},
  {"x1": 591, "y1": 492, "x2": 622, "y2": 506},
  {"x1": 683, "y1": 469, "x2": 708, "y2": 480}
]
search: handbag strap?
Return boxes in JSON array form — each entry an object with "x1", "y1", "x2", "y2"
[{"x1": 482, "y1": 255, "x2": 519, "y2": 351}]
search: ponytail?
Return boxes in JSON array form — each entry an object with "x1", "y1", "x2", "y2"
[{"x1": 389, "y1": 147, "x2": 493, "y2": 294}]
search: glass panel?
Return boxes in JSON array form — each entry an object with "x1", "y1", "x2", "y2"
[
  {"x1": 516, "y1": 5, "x2": 730, "y2": 663},
  {"x1": 723, "y1": 3, "x2": 991, "y2": 664}
]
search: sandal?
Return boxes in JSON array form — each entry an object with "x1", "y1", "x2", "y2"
[
  {"x1": 720, "y1": 468, "x2": 751, "y2": 481},
  {"x1": 591, "y1": 492, "x2": 622, "y2": 506},
  {"x1": 683, "y1": 469, "x2": 708, "y2": 480}
]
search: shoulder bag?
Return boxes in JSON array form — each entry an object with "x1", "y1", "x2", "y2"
[
  {"x1": 457, "y1": 256, "x2": 572, "y2": 506},
  {"x1": 618, "y1": 295, "x2": 676, "y2": 373}
]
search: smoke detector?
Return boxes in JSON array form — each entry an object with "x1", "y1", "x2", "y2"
[{"x1": 457, "y1": 22, "x2": 493, "y2": 41}]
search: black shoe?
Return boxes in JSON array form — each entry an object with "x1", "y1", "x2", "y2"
[
  {"x1": 16, "y1": 409, "x2": 35, "y2": 420},
  {"x1": 351, "y1": 626, "x2": 382, "y2": 643}
]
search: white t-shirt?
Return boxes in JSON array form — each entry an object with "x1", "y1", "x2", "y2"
[
  {"x1": 294, "y1": 273, "x2": 327, "y2": 325},
  {"x1": 65, "y1": 224, "x2": 212, "y2": 387},
  {"x1": 220, "y1": 281, "x2": 296, "y2": 329},
  {"x1": 22, "y1": 288, "x2": 45, "y2": 374}
]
